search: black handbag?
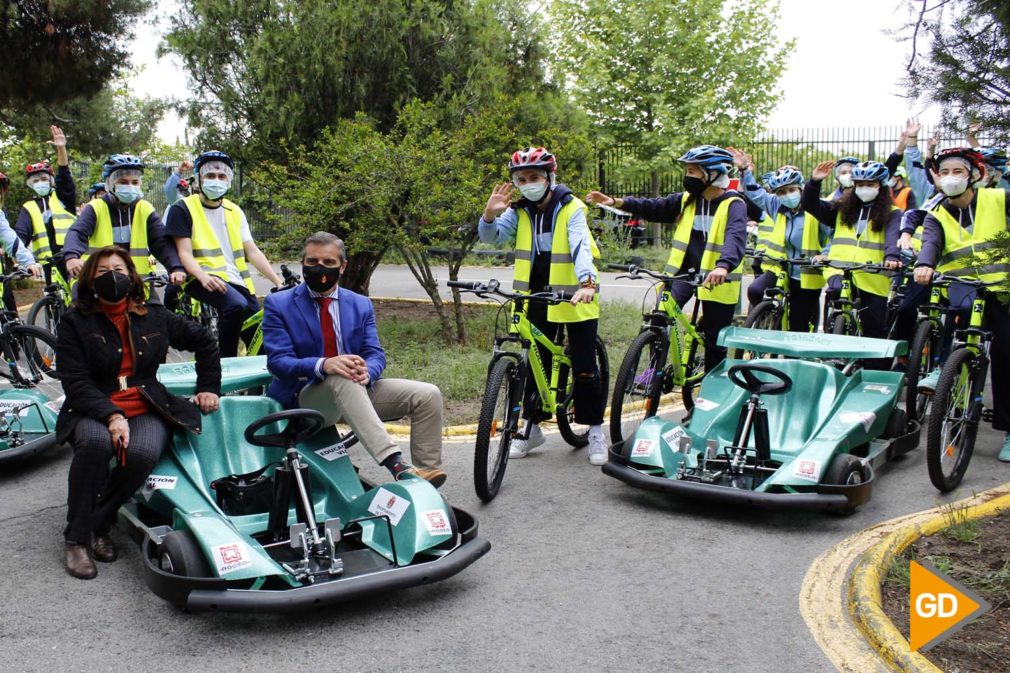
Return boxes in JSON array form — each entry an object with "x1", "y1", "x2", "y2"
[{"x1": 211, "y1": 462, "x2": 283, "y2": 515}]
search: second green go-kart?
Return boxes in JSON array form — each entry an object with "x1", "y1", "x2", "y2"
[
  {"x1": 118, "y1": 357, "x2": 490, "y2": 612},
  {"x1": 603, "y1": 328, "x2": 920, "y2": 513}
]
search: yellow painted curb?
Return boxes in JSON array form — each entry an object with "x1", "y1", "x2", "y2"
[
  {"x1": 384, "y1": 393, "x2": 684, "y2": 438},
  {"x1": 849, "y1": 484, "x2": 1010, "y2": 673},
  {"x1": 800, "y1": 482, "x2": 1010, "y2": 673}
]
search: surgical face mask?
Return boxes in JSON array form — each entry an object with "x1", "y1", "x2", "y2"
[
  {"x1": 939, "y1": 175, "x2": 969, "y2": 197},
  {"x1": 114, "y1": 184, "x2": 142, "y2": 205},
  {"x1": 887, "y1": 178, "x2": 897, "y2": 188},
  {"x1": 31, "y1": 182, "x2": 52, "y2": 198},
  {"x1": 779, "y1": 192, "x2": 801, "y2": 210},
  {"x1": 837, "y1": 173, "x2": 854, "y2": 189},
  {"x1": 92, "y1": 270, "x2": 133, "y2": 302},
  {"x1": 518, "y1": 182, "x2": 548, "y2": 202},
  {"x1": 302, "y1": 263, "x2": 340, "y2": 293},
  {"x1": 201, "y1": 179, "x2": 230, "y2": 200},
  {"x1": 855, "y1": 186, "x2": 879, "y2": 203}
]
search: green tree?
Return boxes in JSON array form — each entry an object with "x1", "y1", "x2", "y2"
[
  {"x1": 551, "y1": 0, "x2": 793, "y2": 202},
  {"x1": 0, "y1": 0, "x2": 153, "y2": 117},
  {"x1": 902, "y1": 0, "x2": 1010, "y2": 141}
]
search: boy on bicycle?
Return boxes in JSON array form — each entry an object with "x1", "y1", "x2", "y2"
[{"x1": 479, "y1": 147, "x2": 607, "y2": 465}]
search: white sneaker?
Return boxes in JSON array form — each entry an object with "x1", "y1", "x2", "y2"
[
  {"x1": 509, "y1": 423, "x2": 545, "y2": 458},
  {"x1": 918, "y1": 367, "x2": 941, "y2": 393},
  {"x1": 587, "y1": 432, "x2": 608, "y2": 466}
]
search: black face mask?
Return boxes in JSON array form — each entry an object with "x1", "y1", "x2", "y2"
[
  {"x1": 303, "y1": 264, "x2": 340, "y2": 293},
  {"x1": 93, "y1": 270, "x2": 132, "y2": 302},
  {"x1": 683, "y1": 176, "x2": 708, "y2": 196}
]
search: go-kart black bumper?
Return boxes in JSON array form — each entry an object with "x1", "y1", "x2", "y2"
[
  {"x1": 0, "y1": 434, "x2": 60, "y2": 465},
  {"x1": 140, "y1": 507, "x2": 491, "y2": 613},
  {"x1": 602, "y1": 446, "x2": 873, "y2": 512}
]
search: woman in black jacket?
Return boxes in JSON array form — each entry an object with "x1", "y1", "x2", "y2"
[{"x1": 57, "y1": 245, "x2": 221, "y2": 579}]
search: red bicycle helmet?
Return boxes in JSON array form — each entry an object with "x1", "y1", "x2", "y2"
[
  {"x1": 508, "y1": 147, "x2": 557, "y2": 174},
  {"x1": 25, "y1": 161, "x2": 54, "y2": 178},
  {"x1": 934, "y1": 147, "x2": 986, "y2": 176},
  {"x1": 178, "y1": 178, "x2": 190, "y2": 190}
]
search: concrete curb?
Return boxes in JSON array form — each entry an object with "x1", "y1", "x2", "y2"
[
  {"x1": 848, "y1": 484, "x2": 1010, "y2": 672},
  {"x1": 384, "y1": 393, "x2": 684, "y2": 438}
]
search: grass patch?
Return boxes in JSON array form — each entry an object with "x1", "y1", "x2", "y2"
[
  {"x1": 941, "y1": 499, "x2": 982, "y2": 546},
  {"x1": 886, "y1": 552, "x2": 953, "y2": 588},
  {"x1": 376, "y1": 299, "x2": 646, "y2": 425}
]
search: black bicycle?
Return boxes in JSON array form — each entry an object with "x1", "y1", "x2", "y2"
[{"x1": 0, "y1": 270, "x2": 59, "y2": 389}]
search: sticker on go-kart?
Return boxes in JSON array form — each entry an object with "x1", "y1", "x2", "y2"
[
  {"x1": 0, "y1": 399, "x2": 32, "y2": 416},
  {"x1": 422, "y1": 509, "x2": 451, "y2": 537},
  {"x1": 631, "y1": 438, "x2": 656, "y2": 458},
  {"x1": 862, "y1": 384, "x2": 892, "y2": 394},
  {"x1": 45, "y1": 396, "x2": 65, "y2": 413},
  {"x1": 140, "y1": 475, "x2": 178, "y2": 501},
  {"x1": 211, "y1": 541, "x2": 253, "y2": 575},
  {"x1": 840, "y1": 411, "x2": 876, "y2": 431},
  {"x1": 694, "y1": 398, "x2": 719, "y2": 411},
  {"x1": 662, "y1": 426, "x2": 686, "y2": 448},
  {"x1": 368, "y1": 487, "x2": 411, "y2": 526},
  {"x1": 792, "y1": 459, "x2": 821, "y2": 482},
  {"x1": 314, "y1": 442, "x2": 348, "y2": 462}
]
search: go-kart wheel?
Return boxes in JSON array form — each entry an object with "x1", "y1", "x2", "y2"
[
  {"x1": 159, "y1": 530, "x2": 211, "y2": 578},
  {"x1": 244, "y1": 409, "x2": 326, "y2": 449},
  {"x1": 822, "y1": 454, "x2": 867, "y2": 516},
  {"x1": 727, "y1": 364, "x2": 792, "y2": 396}
]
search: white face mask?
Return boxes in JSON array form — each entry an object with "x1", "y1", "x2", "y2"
[
  {"x1": 855, "y1": 186, "x2": 879, "y2": 203},
  {"x1": 518, "y1": 182, "x2": 548, "y2": 202},
  {"x1": 939, "y1": 175, "x2": 969, "y2": 197},
  {"x1": 887, "y1": 178, "x2": 897, "y2": 188},
  {"x1": 837, "y1": 173, "x2": 854, "y2": 189}
]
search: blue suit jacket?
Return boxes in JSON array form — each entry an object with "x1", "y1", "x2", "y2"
[{"x1": 263, "y1": 283, "x2": 387, "y2": 408}]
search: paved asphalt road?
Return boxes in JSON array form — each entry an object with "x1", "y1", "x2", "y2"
[{"x1": 2, "y1": 264, "x2": 1007, "y2": 672}]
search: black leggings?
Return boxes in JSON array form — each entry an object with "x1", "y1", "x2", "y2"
[
  {"x1": 669, "y1": 280, "x2": 736, "y2": 372},
  {"x1": 64, "y1": 414, "x2": 169, "y2": 543}
]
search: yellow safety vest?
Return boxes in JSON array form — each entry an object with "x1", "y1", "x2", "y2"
[
  {"x1": 756, "y1": 208, "x2": 825, "y2": 290},
  {"x1": 664, "y1": 194, "x2": 744, "y2": 305},
  {"x1": 935, "y1": 188, "x2": 1009, "y2": 281},
  {"x1": 826, "y1": 207, "x2": 899, "y2": 297},
  {"x1": 83, "y1": 198, "x2": 153, "y2": 276},
  {"x1": 514, "y1": 197, "x2": 600, "y2": 323},
  {"x1": 23, "y1": 195, "x2": 76, "y2": 261},
  {"x1": 181, "y1": 195, "x2": 255, "y2": 293}
]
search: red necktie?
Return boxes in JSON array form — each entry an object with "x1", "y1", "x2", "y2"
[{"x1": 317, "y1": 297, "x2": 339, "y2": 357}]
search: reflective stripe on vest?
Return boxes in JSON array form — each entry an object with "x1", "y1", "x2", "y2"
[
  {"x1": 935, "y1": 188, "x2": 1009, "y2": 282},
  {"x1": 182, "y1": 194, "x2": 255, "y2": 293},
  {"x1": 513, "y1": 198, "x2": 600, "y2": 323},
  {"x1": 825, "y1": 207, "x2": 898, "y2": 297},
  {"x1": 84, "y1": 198, "x2": 153, "y2": 276},
  {"x1": 664, "y1": 194, "x2": 744, "y2": 305},
  {"x1": 23, "y1": 195, "x2": 76, "y2": 261},
  {"x1": 756, "y1": 209, "x2": 826, "y2": 290}
]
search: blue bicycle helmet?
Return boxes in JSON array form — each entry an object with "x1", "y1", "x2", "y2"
[
  {"x1": 195, "y1": 150, "x2": 235, "y2": 172},
  {"x1": 836, "y1": 156, "x2": 860, "y2": 168},
  {"x1": 677, "y1": 145, "x2": 734, "y2": 174},
  {"x1": 766, "y1": 167, "x2": 804, "y2": 191},
  {"x1": 759, "y1": 171, "x2": 775, "y2": 187},
  {"x1": 851, "y1": 161, "x2": 890, "y2": 186},
  {"x1": 978, "y1": 147, "x2": 1008, "y2": 171},
  {"x1": 87, "y1": 182, "x2": 107, "y2": 197},
  {"x1": 101, "y1": 154, "x2": 145, "y2": 179}
]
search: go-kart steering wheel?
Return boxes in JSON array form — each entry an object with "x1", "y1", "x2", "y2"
[
  {"x1": 727, "y1": 364, "x2": 793, "y2": 396},
  {"x1": 244, "y1": 409, "x2": 327, "y2": 449}
]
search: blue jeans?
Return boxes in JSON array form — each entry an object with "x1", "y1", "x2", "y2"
[{"x1": 186, "y1": 281, "x2": 259, "y2": 358}]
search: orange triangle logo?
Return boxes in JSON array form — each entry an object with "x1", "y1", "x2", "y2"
[{"x1": 909, "y1": 560, "x2": 991, "y2": 651}]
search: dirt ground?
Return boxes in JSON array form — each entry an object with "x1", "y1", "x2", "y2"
[{"x1": 881, "y1": 513, "x2": 1010, "y2": 672}]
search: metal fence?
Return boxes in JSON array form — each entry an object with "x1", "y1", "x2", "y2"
[{"x1": 596, "y1": 126, "x2": 1004, "y2": 197}]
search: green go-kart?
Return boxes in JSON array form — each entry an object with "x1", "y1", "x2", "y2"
[
  {"x1": 603, "y1": 328, "x2": 921, "y2": 513},
  {"x1": 119, "y1": 357, "x2": 490, "y2": 612},
  {"x1": 0, "y1": 388, "x2": 61, "y2": 464}
]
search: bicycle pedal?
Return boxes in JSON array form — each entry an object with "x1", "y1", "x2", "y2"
[{"x1": 982, "y1": 408, "x2": 995, "y2": 424}]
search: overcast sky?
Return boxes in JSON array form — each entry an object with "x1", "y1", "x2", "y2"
[{"x1": 131, "y1": 0, "x2": 942, "y2": 145}]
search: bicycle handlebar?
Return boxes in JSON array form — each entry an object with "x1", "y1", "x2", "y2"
[
  {"x1": 0, "y1": 268, "x2": 33, "y2": 284},
  {"x1": 605, "y1": 263, "x2": 705, "y2": 286},
  {"x1": 446, "y1": 279, "x2": 577, "y2": 305}
]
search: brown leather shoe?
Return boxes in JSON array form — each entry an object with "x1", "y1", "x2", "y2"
[
  {"x1": 65, "y1": 543, "x2": 97, "y2": 579},
  {"x1": 412, "y1": 466, "x2": 447, "y2": 489},
  {"x1": 91, "y1": 535, "x2": 118, "y2": 563}
]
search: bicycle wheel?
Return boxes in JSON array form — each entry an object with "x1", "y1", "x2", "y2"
[
  {"x1": 26, "y1": 295, "x2": 62, "y2": 334},
  {"x1": 474, "y1": 357, "x2": 523, "y2": 502},
  {"x1": 730, "y1": 300, "x2": 781, "y2": 359},
  {"x1": 5, "y1": 324, "x2": 59, "y2": 388},
  {"x1": 557, "y1": 335, "x2": 609, "y2": 448},
  {"x1": 926, "y1": 348, "x2": 982, "y2": 492},
  {"x1": 831, "y1": 313, "x2": 850, "y2": 335},
  {"x1": 609, "y1": 329, "x2": 666, "y2": 444},
  {"x1": 906, "y1": 319, "x2": 939, "y2": 422},
  {"x1": 680, "y1": 334, "x2": 705, "y2": 412}
]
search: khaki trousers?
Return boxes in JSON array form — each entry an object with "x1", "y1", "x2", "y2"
[{"x1": 298, "y1": 376, "x2": 443, "y2": 469}]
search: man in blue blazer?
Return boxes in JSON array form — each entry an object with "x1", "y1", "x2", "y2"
[{"x1": 262, "y1": 232, "x2": 447, "y2": 486}]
